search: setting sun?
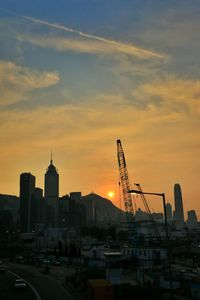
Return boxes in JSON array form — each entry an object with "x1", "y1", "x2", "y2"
[{"x1": 107, "y1": 191, "x2": 115, "y2": 198}]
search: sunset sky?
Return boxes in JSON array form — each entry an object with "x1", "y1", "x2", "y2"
[{"x1": 0, "y1": 0, "x2": 200, "y2": 218}]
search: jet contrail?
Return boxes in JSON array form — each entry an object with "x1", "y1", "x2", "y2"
[{"x1": 0, "y1": 8, "x2": 166, "y2": 59}]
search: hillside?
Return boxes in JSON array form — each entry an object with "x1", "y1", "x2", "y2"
[
  {"x1": 82, "y1": 193, "x2": 125, "y2": 225},
  {"x1": 0, "y1": 194, "x2": 19, "y2": 221},
  {"x1": 0, "y1": 192, "x2": 126, "y2": 226}
]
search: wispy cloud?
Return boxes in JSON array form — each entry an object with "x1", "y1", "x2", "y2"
[
  {"x1": 23, "y1": 15, "x2": 165, "y2": 59},
  {"x1": 19, "y1": 35, "x2": 161, "y2": 61},
  {"x1": 0, "y1": 61, "x2": 59, "y2": 105},
  {"x1": 0, "y1": 8, "x2": 166, "y2": 59},
  {"x1": 131, "y1": 77, "x2": 200, "y2": 115}
]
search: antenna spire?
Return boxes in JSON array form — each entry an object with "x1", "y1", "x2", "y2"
[{"x1": 50, "y1": 150, "x2": 53, "y2": 164}]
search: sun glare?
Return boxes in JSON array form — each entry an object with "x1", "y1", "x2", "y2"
[{"x1": 107, "y1": 191, "x2": 115, "y2": 198}]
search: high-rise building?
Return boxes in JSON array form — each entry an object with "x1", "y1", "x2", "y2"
[
  {"x1": 32, "y1": 188, "x2": 45, "y2": 227},
  {"x1": 20, "y1": 172, "x2": 35, "y2": 232},
  {"x1": 44, "y1": 156, "x2": 59, "y2": 227},
  {"x1": 59, "y1": 193, "x2": 86, "y2": 230},
  {"x1": 174, "y1": 183, "x2": 184, "y2": 224},
  {"x1": 166, "y1": 203, "x2": 173, "y2": 222},
  {"x1": 187, "y1": 210, "x2": 198, "y2": 228},
  {"x1": 59, "y1": 194, "x2": 70, "y2": 228}
]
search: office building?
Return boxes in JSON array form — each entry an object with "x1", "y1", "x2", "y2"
[
  {"x1": 32, "y1": 187, "x2": 45, "y2": 227},
  {"x1": 44, "y1": 156, "x2": 59, "y2": 227},
  {"x1": 59, "y1": 194, "x2": 70, "y2": 228},
  {"x1": 20, "y1": 172, "x2": 35, "y2": 232},
  {"x1": 174, "y1": 183, "x2": 184, "y2": 224},
  {"x1": 166, "y1": 203, "x2": 173, "y2": 223},
  {"x1": 187, "y1": 210, "x2": 198, "y2": 228},
  {"x1": 59, "y1": 193, "x2": 86, "y2": 230}
]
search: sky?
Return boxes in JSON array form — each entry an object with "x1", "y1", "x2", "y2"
[{"x1": 0, "y1": 0, "x2": 200, "y2": 218}]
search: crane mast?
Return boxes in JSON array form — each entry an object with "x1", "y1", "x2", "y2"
[{"x1": 117, "y1": 139, "x2": 134, "y2": 221}]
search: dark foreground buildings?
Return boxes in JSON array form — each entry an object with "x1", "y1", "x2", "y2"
[
  {"x1": 19, "y1": 158, "x2": 86, "y2": 233},
  {"x1": 20, "y1": 172, "x2": 35, "y2": 232}
]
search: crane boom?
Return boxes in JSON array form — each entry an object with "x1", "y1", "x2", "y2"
[{"x1": 117, "y1": 139, "x2": 134, "y2": 221}]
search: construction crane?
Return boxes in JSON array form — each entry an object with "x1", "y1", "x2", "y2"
[
  {"x1": 117, "y1": 140, "x2": 161, "y2": 242},
  {"x1": 117, "y1": 139, "x2": 134, "y2": 222}
]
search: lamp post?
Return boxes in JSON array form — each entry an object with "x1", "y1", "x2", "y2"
[{"x1": 129, "y1": 189, "x2": 173, "y2": 298}]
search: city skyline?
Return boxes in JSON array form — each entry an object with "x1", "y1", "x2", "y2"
[
  {"x1": 14, "y1": 156, "x2": 198, "y2": 222},
  {"x1": 0, "y1": 1, "x2": 200, "y2": 217}
]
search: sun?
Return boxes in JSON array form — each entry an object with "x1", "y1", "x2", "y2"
[{"x1": 107, "y1": 191, "x2": 115, "y2": 198}]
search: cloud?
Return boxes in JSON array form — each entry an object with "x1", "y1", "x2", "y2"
[
  {"x1": 1, "y1": 8, "x2": 166, "y2": 60},
  {"x1": 131, "y1": 77, "x2": 200, "y2": 116},
  {"x1": 0, "y1": 86, "x2": 199, "y2": 212},
  {"x1": 23, "y1": 15, "x2": 166, "y2": 59},
  {"x1": 0, "y1": 61, "x2": 59, "y2": 105},
  {"x1": 140, "y1": 5, "x2": 200, "y2": 49},
  {"x1": 19, "y1": 35, "x2": 154, "y2": 58}
]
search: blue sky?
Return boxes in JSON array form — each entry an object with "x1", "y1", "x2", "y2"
[{"x1": 0, "y1": 0, "x2": 200, "y2": 217}]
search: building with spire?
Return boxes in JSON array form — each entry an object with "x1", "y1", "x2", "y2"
[
  {"x1": 44, "y1": 154, "x2": 59, "y2": 227},
  {"x1": 174, "y1": 183, "x2": 184, "y2": 225}
]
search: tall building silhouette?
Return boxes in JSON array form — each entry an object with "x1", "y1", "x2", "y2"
[
  {"x1": 166, "y1": 203, "x2": 172, "y2": 223},
  {"x1": 59, "y1": 192, "x2": 86, "y2": 230},
  {"x1": 32, "y1": 188, "x2": 45, "y2": 227},
  {"x1": 44, "y1": 155, "x2": 59, "y2": 227},
  {"x1": 174, "y1": 183, "x2": 184, "y2": 224},
  {"x1": 20, "y1": 172, "x2": 35, "y2": 232},
  {"x1": 187, "y1": 210, "x2": 198, "y2": 228}
]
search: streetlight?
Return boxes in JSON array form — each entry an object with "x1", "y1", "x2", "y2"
[
  {"x1": 129, "y1": 188, "x2": 173, "y2": 298},
  {"x1": 129, "y1": 190, "x2": 169, "y2": 241}
]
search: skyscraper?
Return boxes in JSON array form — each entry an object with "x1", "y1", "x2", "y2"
[
  {"x1": 166, "y1": 203, "x2": 173, "y2": 223},
  {"x1": 20, "y1": 172, "x2": 35, "y2": 233},
  {"x1": 32, "y1": 187, "x2": 45, "y2": 227},
  {"x1": 174, "y1": 183, "x2": 184, "y2": 224},
  {"x1": 187, "y1": 210, "x2": 198, "y2": 228},
  {"x1": 44, "y1": 156, "x2": 59, "y2": 227}
]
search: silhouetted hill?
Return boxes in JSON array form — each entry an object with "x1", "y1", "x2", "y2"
[
  {"x1": 0, "y1": 194, "x2": 19, "y2": 221},
  {"x1": 0, "y1": 192, "x2": 125, "y2": 226},
  {"x1": 0, "y1": 194, "x2": 19, "y2": 208},
  {"x1": 82, "y1": 193, "x2": 125, "y2": 225}
]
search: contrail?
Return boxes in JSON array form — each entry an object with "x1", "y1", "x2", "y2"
[{"x1": 0, "y1": 8, "x2": 165, "y2": 59}]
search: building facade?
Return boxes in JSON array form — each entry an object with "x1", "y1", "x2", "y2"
[
  {"x1": 32, "y1": 187, "x2": 45, "y2": 228},
  {"x1": 20, "y1": 172, "x2": 35, "y2": 232},
  {"x1": 187, "y1": 210, "x2": 198, "y2": 228},
  {"x1": 59, "y1": 192, "x2": 86, "y2": 230},
  {"x1": 44, "y1": 158, "x2": 59, "y2": 227},
  {"x1": 166, "y1": 203, "x2": 173, "y2": 223},
  {"x1": 174, "y1": 183, "x2": 184, "y2": 224}
]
